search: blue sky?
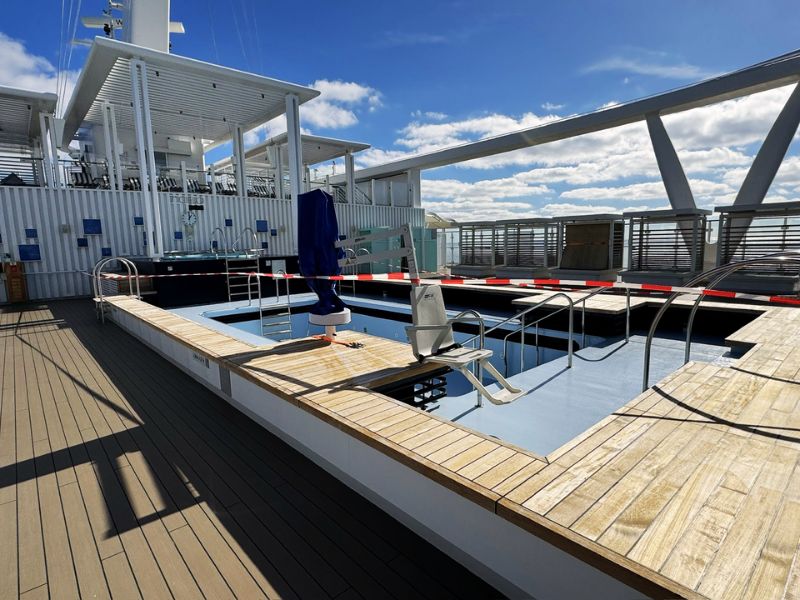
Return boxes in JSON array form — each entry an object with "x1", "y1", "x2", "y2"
[{"x1": 3, "y1": 0, "x2": 800, "y2": 219}]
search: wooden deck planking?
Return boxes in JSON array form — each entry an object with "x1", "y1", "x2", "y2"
[{"x1": 0, "y1": 300, "x2": 501, "y2": 600}]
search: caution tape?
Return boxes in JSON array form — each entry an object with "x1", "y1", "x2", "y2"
[{"x1": 92, "y1": 270, "x2": 800, "y2": 306}]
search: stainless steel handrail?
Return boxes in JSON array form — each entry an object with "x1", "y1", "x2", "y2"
[
  {"x1": 641, "y1": 251, "x2": 800, "y2": 391},
  {"x1": 275, "y1": 269, "x2": 291, "y2": 306},
  {"x1": 496, "y1": 286, "x2": 623, "y2": 374},
  {"x1": 93, "y1": 256, "x2": 141, "y2": 323},
  {"x1": 232, "y1": 227, "x2": 258, "y2": 252},
  {"x1": 495, "y1": 292, "x2": 576, "y2": 374},
  {"x1": 210, "y1": 226, "x2": 229, "y2": 253}
]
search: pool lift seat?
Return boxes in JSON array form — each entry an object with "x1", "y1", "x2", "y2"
[{"x1": 406, "y1": 285, "x2": 524, "y2": 405}]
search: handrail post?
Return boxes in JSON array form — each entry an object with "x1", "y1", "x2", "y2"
[
  {"x1": 567, "y1": 299, "x2": 574, "y2": 368},
  {"x1": 520, "y1": 312, "x2": 525, "y2": 373},
  {"x1": 625, "y1": 287, "x2": 630, "y2": 342}
]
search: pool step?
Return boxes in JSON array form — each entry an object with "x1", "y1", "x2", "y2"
[{"x1": 261, "y1": 311, "x2": 293, "y2": 340}]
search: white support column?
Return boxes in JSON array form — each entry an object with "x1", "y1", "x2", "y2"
[
  {"x1": 304, "y1": 165, "x2": 311, "y2": 192},
  {"x1": 138, "y1": 60, "x2": 164, "y2": 257},
  {"x1": 408, "y1": 168, "x2": 422, "y2": 207},
  {"x1": 344, "y1": 149, "x2": 355, "y2": 204},
  {"x1": 180, "y1": 160, "x2": 188, "y2": 193},
  {"x1": 273, "y1": 147, "x2": 284, "y2": 199},
  {"x1": 109, "y1": 104, "x2": 124, "y2": 191},
  {"x1": 285, "y1": 93, "x2": 303, "y2": 252},
  {"x1": 646, "y1": 113, "x2": 695, "y2": 209},
  {"x1": 735, "y1": 82, "x2": 800, "y2": 206},
  {"x1": 101, "y1": 102, "x2": 117, "y2": 191},
  {"x1": 232, "y1": 124, "x2": 246, "y2": 197},
  {"x1": 130, "y1": 60, "x2": 155, "y2": 258},
  {"x1": 38, "y1": 113, "x2": 52, "y2": 188},
  {"x1": 209, "y1": 164, "x2": 217, "y2": 198},
  {"x1": 41, "y1": 113, "x2": 62, "y2": 188}
]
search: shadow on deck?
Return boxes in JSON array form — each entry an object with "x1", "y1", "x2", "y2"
[{"x1": 0, "y1": 300, "x2": 502, "y2": 600}]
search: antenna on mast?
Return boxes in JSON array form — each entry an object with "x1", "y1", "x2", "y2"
[{"x1": 78, "y1": 0, "x2": 185, "y2": 52}]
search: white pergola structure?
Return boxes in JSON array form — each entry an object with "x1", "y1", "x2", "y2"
[
  {"x1": 60, "y1": 36, "x2": 318, "y2": 257},
  {"x1": 214, "y1": 133, "x2": 370, "y2": 201},
  {"x1": 333, "y1": 49, "x2": 800, "y2": 216},
  {"x1": 0, "y1": 86, "x2": 59, "y2": 187}
]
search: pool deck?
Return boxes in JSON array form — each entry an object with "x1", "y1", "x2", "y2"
[
  {"x1": 0, "y1": 300, "x2": 499, "y2": 599},
  {"x1": 6, "y1": 292, "x2": 800, "y2": 598}
]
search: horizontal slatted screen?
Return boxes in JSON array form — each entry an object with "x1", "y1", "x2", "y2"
[
  {"x1": 459, "y1": 224, "x2": 499, "y2": 266},
  {"x1": 504, "y1": 223, "x2": 557, "y2": 268},
  {"x1": 0, "y1": 145, "x2": 40, "y2": 185},
  {"x1": 628, "y1": 217, "x2": 705, "y2": 272},
  {"x1": 718, "y1": 210, "x2": 800, "y2": 274}
]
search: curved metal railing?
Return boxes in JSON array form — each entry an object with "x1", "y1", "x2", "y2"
[
  {"x1": 641, "y1": 251, "x2": 800, "y2": 392},
  {"x1": 93, "y1": 256, "x2": 141, "y2": 323}
]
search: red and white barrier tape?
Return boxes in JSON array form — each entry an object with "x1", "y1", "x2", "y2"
[{"x1": 92, "y1": 270, "x2": 800, "y2": 306}]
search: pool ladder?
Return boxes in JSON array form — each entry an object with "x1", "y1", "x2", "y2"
[{"x1": 248, "y1": 270, "x2": 293, "y2": 341}]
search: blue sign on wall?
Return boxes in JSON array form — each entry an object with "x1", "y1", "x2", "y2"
[
  {"x1": 270, "y1": 228, "x2": 278, "y2": 237},
  {"x1": 133, "y1": 216, "x2": 144, "y2": 226},
  {"x1": 174, "y1": 231, "x2": 183, "y2": 240},
  {"x1": 25, "y1": 228, "x2": 38, "y2": 239},
  {"x1": 256, "y1": 219, "x2": 269, "y2": 233},
  {"x1": 101, "y1": 247, "x2": 112, "y2": 257},
  {"x1": 83, "y1": 218, "x2": 102, "y2": 235},
  {"x1": 18, "y1": 244, "x2": 41, "y2": 261},
  {"x1": 77, "y1": 238, "x2": 89, "y2": 248},
  {"x1": 211, "y1": 240, "x2": 218, "y2": 249},
  {"x1": 261, "y1": 241, "x2": 269, "y2": 249},
  {"x1": 225, "y1": 218, "x2": 233, "y2": 227}
]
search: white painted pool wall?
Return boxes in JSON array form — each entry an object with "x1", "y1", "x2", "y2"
[
  {"x1": 0, "y1": 186, "x2": 424, "y2": 300},
  {"x1": 107, "y1": 303, "x2": 638, "y2": 600}
]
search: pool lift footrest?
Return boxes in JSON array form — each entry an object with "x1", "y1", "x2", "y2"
[{"x1": 425, "y1": 348, "x2": 524, "y2": 405}]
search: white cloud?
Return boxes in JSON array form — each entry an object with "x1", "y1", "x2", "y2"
[
  {"x1": 411, "y1": 109, "x2": 448, "y2": 120},
  {"x1": 541, "y1": 102, "x2": 565, "y2": 111},
  {"x1": 378, "y1": 31, "x2": 449, "y2": 47},
  {"x1": 301, "y1": 79, "x2": 383, "y2": 128},
  {"x1": 583, "y1": 50, "x2": 713, "y2": 80},
  {"x1": 0, "y1": 32, "x2": 80, "y2": 116}
]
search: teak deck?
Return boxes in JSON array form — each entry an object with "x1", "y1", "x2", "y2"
[
  {"x1": 0, "y1": 300, "x2": 499, "y2": 600},
  {"x1": 5, "y1": 294, "x2": 800, "y2": 599}
]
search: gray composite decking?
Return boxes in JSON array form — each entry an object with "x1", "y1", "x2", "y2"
[{"x1": 0, "y1": 299, "x2": 501, "y2": 599}]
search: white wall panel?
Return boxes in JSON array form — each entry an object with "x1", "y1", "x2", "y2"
[{"x1": 0, "y1": 186, "x2": 424, "y2": 300}]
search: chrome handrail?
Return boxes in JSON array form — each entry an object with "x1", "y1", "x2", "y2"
[
  {"x1": 275, "y1": 269, "x2": 291, "y2": 306},
  {"x1": 93, "y1": 256, "x2": 141, "y2": 323},
  {"x1": 641, "y1": 251, "x2": 800, "y2": 391},
  {"x1": 232, "y1": 227, "x2": 258, "y2": 252},
  {"x1": 211, "y1": 226, "x2": 229, "y2": 253}
]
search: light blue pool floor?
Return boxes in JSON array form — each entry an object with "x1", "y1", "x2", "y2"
[{"x1": 429, "y1": 335, "x2": 734, "y2": 457}]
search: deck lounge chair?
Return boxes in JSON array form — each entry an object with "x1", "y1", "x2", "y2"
[{"x1": 405, "y1": 285, "x2": 524, "y2": 405}]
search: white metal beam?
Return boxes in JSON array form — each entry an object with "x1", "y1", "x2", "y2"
[
  {"x1": 646, "y1": 113, "x2": 695, "y2": 209},
  {"x1": 233, "y1": 124, "x2": 246, "y2": 196},
  {"x1": 38, "y1": 113, "x2": 52, "y2": 188},
  {"x1": 735, "y1": 82, "x2": 800, "y2": 206},
  {"x1": 108, "y1": 103, "x2": 124, "y2": 191},
  {"x1": 285, "y1": 93, "x2": 303, "y2": 251},
  {"x1": 344, "y1": 149, "x2": 355, "y2": 204},
  {"x1": 137, "y1": 59, "x2": 164, "y2": 258},
  {"x1": 130, "y1": 60, "x2": 155, "y2": 258},
  {"x1": 101, "y1": 102, "x2": 117, "y2": 191}
]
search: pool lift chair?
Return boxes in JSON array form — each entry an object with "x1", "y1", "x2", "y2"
[{"x1": 406, "y1": 285, "x2": 524, "y2": 406}]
